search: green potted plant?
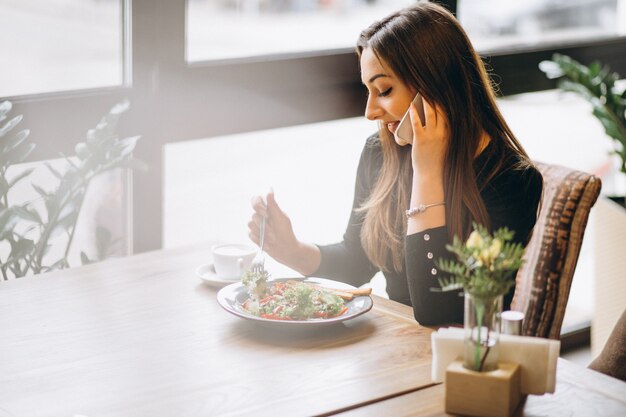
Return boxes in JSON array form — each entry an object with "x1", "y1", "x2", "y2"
[
  {"x1": 436, "y1": 223, "x2": 525, "y2": 372},
  {"x1": 539, "y1": 53, "x2": 626, "y2": 206},
  {"x1": 0, "y1": 100, "x2": 144, "y2": 279}
]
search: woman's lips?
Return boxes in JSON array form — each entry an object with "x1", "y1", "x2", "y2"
[{"x1": 387, "y1": 121, "x2": 399, "y2": 134}]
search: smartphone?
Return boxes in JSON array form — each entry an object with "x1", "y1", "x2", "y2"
[{"x1": 394, "y1": 93, "x2": 426, "y2": 144}]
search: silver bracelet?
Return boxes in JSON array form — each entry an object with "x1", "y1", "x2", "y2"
[{"x1": 405, "y1": 202, "x2": 445, "y2": 218}]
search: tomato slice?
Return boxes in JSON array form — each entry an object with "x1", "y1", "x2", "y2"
[{"x1": 259, "y1": 295, "x2": 274, "y2": 306}]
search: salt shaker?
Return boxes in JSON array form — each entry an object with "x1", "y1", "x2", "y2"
[{"x1": 501, "y1": 310, "x2": 524, "y2": 335}]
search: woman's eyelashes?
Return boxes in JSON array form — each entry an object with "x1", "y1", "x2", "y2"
[
  {"x1": 379, "y1": 87, "x2": 392, "y2": 97},
  {"x1": 364, "y1": 86, "x2": 392, "y2": 99}
]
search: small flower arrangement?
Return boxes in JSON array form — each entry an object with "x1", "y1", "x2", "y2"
[
  {"x1": 436, "y1": 223, "x2": 525, "y2": 300},
  {"x1": 436, "y1": 223, "x2": 526, "y2": 371}
]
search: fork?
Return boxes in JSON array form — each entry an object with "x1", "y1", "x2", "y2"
[{"x1": 250, "y1": 215, "x2": 266, "y2": 273}]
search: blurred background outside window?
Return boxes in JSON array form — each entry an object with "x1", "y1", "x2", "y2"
[
  {"x1": 187, "y1": 0, "x2": 415, "y2": 62},
  {"x1": 2, "y1": 0, "x2": 623, "y2": 94},
  {"x1": 0, "y1": 0, "x2": 124, "y2": 97},
  {"x1": 459, "y1": 0, "x2": 624, "y2": 51},
  {"x1": 187, "y1": 0, "x2": 625, "y2": 62}
]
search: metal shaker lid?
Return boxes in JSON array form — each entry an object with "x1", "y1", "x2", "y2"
[{"x1": 501, "y1": 310, "x2": 524, "y2": 335}]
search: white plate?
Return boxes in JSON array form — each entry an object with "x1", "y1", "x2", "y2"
[
  {"x1": 195, "y1": 263, "x2": 240, "y2": 287},
  {"x1": 216, "y1": 277, "x2": 373, "y2": 326}
]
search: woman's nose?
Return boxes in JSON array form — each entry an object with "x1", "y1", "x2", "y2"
[{"x1": 364, "y1": 96, "x2": 383, "y2": 121}]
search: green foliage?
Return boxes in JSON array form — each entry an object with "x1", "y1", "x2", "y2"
[
  {"x1": 0, "y1": 100, "x2": 144, "y2": 280},
  {"x1": 539, "y1": 53, "x2": 626, "y2": 174},
  {"x1": 435, "y1": 223, "x2": 525, "y2": 300}
]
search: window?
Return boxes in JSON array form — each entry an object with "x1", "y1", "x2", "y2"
[
  {"x1": 186, "y1": 0, "x2": 416, "y2": 62},
  {"x1": 2, "y1": 158, "x2": 130, "y2": 278},
  {"x1": 459, "y1": 0, "x2": 621, "y2": 51},
  {"x1": 0, "y1": 0, "x2": 125, "y2": 97}
]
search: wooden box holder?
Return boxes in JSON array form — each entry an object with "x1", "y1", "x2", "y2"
[{"x1": 445, "y1": 360, "x2": 522, "y2": 417}]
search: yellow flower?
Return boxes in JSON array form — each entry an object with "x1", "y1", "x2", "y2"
[
  {"x1": 478, "y1": 249, "x2": 491, "y2": 267},
  {"x1": 476, "y1": 239, "x2": 502, "y2": 267},
  {"x1": 488, "y1": 238, "x2": 502, "y2": 260},
  {"x1": 466, "y1": 231, "x2": 483, "y2": 249}
]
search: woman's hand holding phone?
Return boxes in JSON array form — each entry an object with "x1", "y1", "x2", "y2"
[
  {"x1": 408, "y1": 99, "x2": 449, "y2": 178},
  {"x1": 406, "y1": 100, "x2": 448, "y2": 235}
]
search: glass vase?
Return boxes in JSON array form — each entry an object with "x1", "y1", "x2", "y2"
[{"x1": 463, "y1": 293, "x2": 503, "y2": 372}]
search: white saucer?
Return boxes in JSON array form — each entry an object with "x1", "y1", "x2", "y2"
[{"x1": 195, "y1": 263, "x2": 240, "y2": 287}]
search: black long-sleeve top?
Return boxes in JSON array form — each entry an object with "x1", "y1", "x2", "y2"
[{"x1": 312, "y1": 133, "x2": 543, "y2": 326}]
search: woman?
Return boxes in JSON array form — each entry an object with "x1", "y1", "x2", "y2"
[{"x1": 248, "y1": 2, "x2": 543, "y2": 326}]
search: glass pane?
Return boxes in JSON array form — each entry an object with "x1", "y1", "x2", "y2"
[
  {"x1": 186, "y1": 0, "x2": 416, "y2": 62},
  {"x1": 459, "y1": 0, "x2": 622, "y2": 51},
  {"x1": 0, "y1": 0, "x2": 123, "y2": 97},
  {"x1": 2, "y1": 160, "x2": 130, "y2": 279}
]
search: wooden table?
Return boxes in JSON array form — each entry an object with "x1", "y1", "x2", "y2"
[
  {"x1": 0, "y1": 244, "x2": 434, "y2": 417},
  {"x1": 334, "y1": 357, "x2": 626, "y2": 417},
  {"x1": 2, "y1": 244, "x2": 625, "y2": 417}
]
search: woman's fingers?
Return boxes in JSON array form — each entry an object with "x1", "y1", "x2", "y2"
[
  {"x1": 248, "y1": 201, "x2": 265, "y2": 246},
  {"x1": 415, "y1": 100, "x2": 449, "y2": 140},
  {"x1": 431, "y1": 103, "x2": 449, "y2": 138},
  {"x1": 250, "y1": 195, "x2": 268, "y2": 217},
  {"x1": 249, "y1": 189, "x2": 298, "y2": 264},
  {"x1": 248, "y1": 211, "x2": 279, "y2": 246},
  {"x1": 422, "y1": 99, "x2": 439, "y2": 128},
  {"x1": 247, "y1": 213, "x2": 262, "y2": 230},
  {"x1": 409, "y1": 101, "x2": 424, "y2": 137},
  {"x1": 409, "y1": 98, "x2": 440, "y2": 143},
  {"x1": 251, "y1": 189, "x2": 282, "y2": 219},
  {"x1": 248, "y1": 225, "x2": 277, "y2": 252},
  {"x1": 248, "y1": 227, "x2": 259, "y2": 245},
  {"x1": 266, "y1": 190, "x2": 282, "y2": 216}
]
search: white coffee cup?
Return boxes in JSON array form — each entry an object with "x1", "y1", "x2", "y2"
[{"x1": 212, "y1": 243, "x2": 256, "y2": 280}]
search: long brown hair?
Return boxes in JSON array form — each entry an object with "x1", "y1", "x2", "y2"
[{"x1": 356, "y1": 2, "x2": 533, "y2": 272}]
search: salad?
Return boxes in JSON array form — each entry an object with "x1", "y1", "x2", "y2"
[{"x1": 241, "y1": 271, "x2": 348, "y2": 321}]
